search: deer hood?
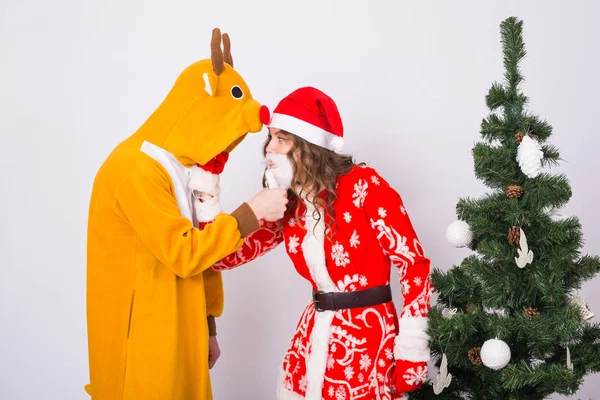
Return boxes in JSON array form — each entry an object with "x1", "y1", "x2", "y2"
[{"x1": 132, "y1": 28, "x2": 268, "y2": 167}]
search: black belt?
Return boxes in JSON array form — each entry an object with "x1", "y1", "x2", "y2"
[{"x1": 312, "y1": 285, "x2": 392, "y2": 312}]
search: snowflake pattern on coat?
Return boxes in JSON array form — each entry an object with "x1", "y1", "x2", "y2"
[
  {"x1": 331, "y1": 243, "x2": 350, "y2": 267},
  {"x1": 349, "y1": 231, "x2": 360, "y2": 248},
  {"x1": 288, "y1": 235, "x2": 300, "y2": 254},
  {"x1": 343, "y1": 212, "x2": 352, "y2": 223},
  {"x1": 352, "y1": 179, "x2": 369, "y2": 208},
  {"x1": 213, "y1": 167, "x2": 432, "y2": 399}
]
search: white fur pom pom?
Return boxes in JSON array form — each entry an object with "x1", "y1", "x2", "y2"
[{"x1": 330, "y1": 136, "x2": 345, "y2": 153}]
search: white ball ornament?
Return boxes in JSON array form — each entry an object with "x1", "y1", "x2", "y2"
[
  {"x1": 446, "y1": 220, "x2": 473, "y2": 248},
  {"x1": 480, "y1": 338, "x2": 511, "y2": 370}
]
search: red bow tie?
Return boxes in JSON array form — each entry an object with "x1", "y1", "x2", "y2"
[{"x1": 198, "y1": 151, "x2": 229, "y2": 174}]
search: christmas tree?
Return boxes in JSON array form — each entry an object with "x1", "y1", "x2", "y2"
[{"x1": 409, "y1": 17, "x2": 600, "y2": 400}]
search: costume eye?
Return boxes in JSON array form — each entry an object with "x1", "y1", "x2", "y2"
[{"x1": 231, "y1": 86, "x2": 244, "y2": 99}]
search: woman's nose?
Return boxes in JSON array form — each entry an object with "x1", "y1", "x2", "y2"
[{"x1": 265, "y1": 140, "x2": 276, "y2": 154}]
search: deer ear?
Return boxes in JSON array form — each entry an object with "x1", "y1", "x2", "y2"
[{"x1": 203, "y1": 72, "x2": 218, "y2": 96}]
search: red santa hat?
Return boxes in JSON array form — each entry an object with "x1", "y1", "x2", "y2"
[
  {"x1": 198, "y1": 151, "x2": 229, "y2": 174},
  {"x1": 267, "y1": 87, "x2": 345, "y2": 153}
]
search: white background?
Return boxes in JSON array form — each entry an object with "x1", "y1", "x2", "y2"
[{"x1": 1, "y1": 0, "x2": 599, "y2": 399}]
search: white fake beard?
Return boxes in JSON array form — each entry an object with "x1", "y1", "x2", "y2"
[
  {"x1": 188, "y1": 166, "x2": 223, "y2": 222},
  {"x1": 264, "y1": 153, "x2": 294, "y2": 189},
  {"x1": 188, "y1": 165, "x2": 221, "y2": 197},
  {"x1": 193, "y1": 195, "x2": 223, "y2": 223}
]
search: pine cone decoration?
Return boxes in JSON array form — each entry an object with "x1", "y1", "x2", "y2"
[
  {"x1": 506, "y1": 185, "x2": 524, "y2": 199},
  {"x1": 517, "y1": 136, "x2": 544, "y2": 178},
  {"x1": 466, "y1": 303, "x2": 477, "y2": 314},
  {"x1": 468, "y1": 347, "x2": 482, "y2": 365},
  {"x1": 523, "y1": 306, "x2": 540, "y2": 318},
  {"x1": 508, "y1": 226, "x2": 521, "y2": 245},
  {"x1": 515, "y1": 131, "x2": 525, "y2": 144}
]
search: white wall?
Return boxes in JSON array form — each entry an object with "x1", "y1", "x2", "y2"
[{"x1": 1, "y1": 0, "x2": 598, "y2": 399}]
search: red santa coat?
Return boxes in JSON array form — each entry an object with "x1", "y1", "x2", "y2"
[{"x1": 214, "y1": 166, "x2": 432, "y2": 400}]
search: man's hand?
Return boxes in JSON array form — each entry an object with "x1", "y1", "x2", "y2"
[
  {"x1": 208, "y1": 336, "x2": 221, "y2": 369},
  {"x1": 247, "y1": 188, "x2": 288, "y2": 221}
]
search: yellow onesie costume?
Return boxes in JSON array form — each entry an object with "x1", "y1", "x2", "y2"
[{"x1": 85, "y1": 28, "x2": 265, "y2": 399}]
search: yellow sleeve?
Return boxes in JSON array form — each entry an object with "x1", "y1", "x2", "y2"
[
  {"x1": 203, "y1": 268, "x2": 223, "y2": 336},
  {"x1": 114, "y1": 156, "x2": 251, "y2": 278}
]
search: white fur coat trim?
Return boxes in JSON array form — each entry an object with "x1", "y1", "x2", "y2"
[
  {"x1": 302, "y1": 201, "x2": 338, "y2": 292},
  {"x1": 301, "y1": 200, "x2": 338, "y2": 400},
  {"x1": 394, "y1": 317, "x2": 430, "y2": 362}
]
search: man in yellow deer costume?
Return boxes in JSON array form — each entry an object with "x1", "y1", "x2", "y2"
[{"x1": 85, "y1": 28, "x2": 287, "y2": 399}]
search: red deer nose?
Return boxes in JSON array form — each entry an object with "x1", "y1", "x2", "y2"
[{"x1": 259, "y1": 105, "x2": 271, "y2": 125}]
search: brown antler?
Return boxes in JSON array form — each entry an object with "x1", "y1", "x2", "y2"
[
  {"x1": 222, "y1": 33, "x2": 233, "y2": 68},
  {"x1": 211, "y1": 28, "x2": 225, "y2": 75}
]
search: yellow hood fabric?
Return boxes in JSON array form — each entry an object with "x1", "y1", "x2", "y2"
[{"x1": 85, "y1": 28, "x2": 262, "y2": 399}]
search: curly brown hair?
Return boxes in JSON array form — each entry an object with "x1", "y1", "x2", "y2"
[{"x1": 262, "y1": 130, "x2": 364, "y2": 237}]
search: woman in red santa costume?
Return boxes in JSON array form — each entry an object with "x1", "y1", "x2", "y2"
[{"x1": 212, "y1": 87, "x2": 432, "y2": 400}]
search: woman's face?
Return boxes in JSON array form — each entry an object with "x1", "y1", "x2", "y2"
[{"x1": 266, "y1": 128, "x2": 294, "y2": 155}]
